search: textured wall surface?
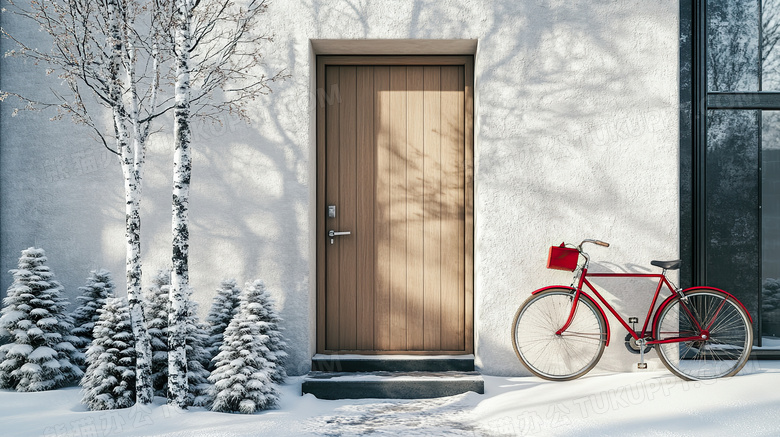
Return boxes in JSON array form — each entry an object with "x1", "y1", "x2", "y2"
[{"x1": 0, "y1": 0, "x2": 679, "y2": 376}]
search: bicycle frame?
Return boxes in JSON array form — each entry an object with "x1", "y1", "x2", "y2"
[
  {"x1": 536, "y1": 266, "x2": 751, "y2": 348},
  {"x1": 574, "y1": 268, "x2": 693, "y2": 345}
]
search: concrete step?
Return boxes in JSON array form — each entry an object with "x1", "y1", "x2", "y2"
[
  {"x1": 301, "y1": 370, "x2": 484, "y2": 400},
  {"x1": 310, "y1": 354, "x2": 475, "y2": 372}
]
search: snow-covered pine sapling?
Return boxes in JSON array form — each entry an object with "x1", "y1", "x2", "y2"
[
  {"x1": 245, "y1": 280, "x2": 287, "y2": 384},
  {"x1": 184, "y1": 289, "x2": 212, "y2": 407},
  {"x1": 209, "y1": 283, "x2": 281, "y2": 414},
  {"x1": 144, "y1": 269, "x2": 171, "y2": 398},
  {"x1": 0, "y1": 248, "x2": 83, "y2": 391},
  {"x1": 71, "y1": 269, "x2": 116, "y2": 358},
  {"x1": 81, "y1": 297, "x2": 136, "y2": 410},
  {"x1": 204, "y1": 279, "x2": 242, "y2": 366}
]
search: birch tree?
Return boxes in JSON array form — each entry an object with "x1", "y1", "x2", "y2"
[
  {"x1": 2, "y1": 0, "x2": 282, "y2": 408},
  {"x1": 1, "y1": 0, "x2": 174, "y2": 404},
  {"x1": 166, "y1": 0, "x2": 283, "y2": 408}
]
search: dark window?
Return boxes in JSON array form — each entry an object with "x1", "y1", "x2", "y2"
[{"x1": 683, "y1": 0, "x2": 780, "y2": 349}]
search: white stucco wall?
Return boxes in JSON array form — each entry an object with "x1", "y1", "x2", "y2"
[{"x1": 0, "y1": 0, "x2": 679, "y2": 376}]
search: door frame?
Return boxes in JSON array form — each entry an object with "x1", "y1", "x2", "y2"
[{"x1": 315, "y1": 55, "x2": 474, "y2": 354}]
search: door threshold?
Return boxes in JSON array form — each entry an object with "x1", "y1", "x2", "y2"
[
  {"x1": 313, "y1": 353, "x2": 474, "y2": 360},
  {"x1": 311, "y1": 354, "x2": 475, "y2": 372}
]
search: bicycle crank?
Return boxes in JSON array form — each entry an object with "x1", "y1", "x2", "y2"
[{"x1": 624, "y1": 333, "x2": 653, "y2": 355}]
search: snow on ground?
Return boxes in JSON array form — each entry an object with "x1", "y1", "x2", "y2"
[{"x1": 2, "y1": 360, "x2": 779, "y2": 437}]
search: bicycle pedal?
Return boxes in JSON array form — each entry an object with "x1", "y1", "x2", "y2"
[{"x1": 637, "y1": 363, "x2": 648, "y2": 369}]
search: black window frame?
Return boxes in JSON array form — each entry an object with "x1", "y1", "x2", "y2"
[{"x1": 682, "y1": 0, "x2": 780, "y2": 356}]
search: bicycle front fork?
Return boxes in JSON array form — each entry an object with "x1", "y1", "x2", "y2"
[{"x1": 557, "y1": 290, "x2": 580, "y2": 336}]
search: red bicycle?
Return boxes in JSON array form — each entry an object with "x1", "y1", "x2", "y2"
[{"x1": 511, "y1": 239, "x2": 753, "y2": 381}]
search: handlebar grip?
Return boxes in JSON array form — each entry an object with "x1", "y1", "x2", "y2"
[{"x1": 578, "y1": 239, "x2": 611, "y2": 250}]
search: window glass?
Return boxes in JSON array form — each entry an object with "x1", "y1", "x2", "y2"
[
  {"x1": 763, "y1": 1, "x2": 780, "y2": 90},
  {"x1": 707, "y1": 0, "x2": 760, "y2": 92},
  {"x1": 763, "y1": 111, "x2": 780, "y2": 340},
  {"x1": 705, "y1": 110, "x2": 760, "y2": 328}
]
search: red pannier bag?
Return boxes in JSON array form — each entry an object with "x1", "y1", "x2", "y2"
[{"x1": 547, "y1": 243, "x2": 579, "y2": 271}]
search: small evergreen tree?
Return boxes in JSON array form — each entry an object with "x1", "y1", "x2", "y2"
[
  {"x1": 184, "y1": 289, "x2": 212, "y2": 407},
  {"x1": 204, "y1": 279, "x2": 242, "y2": 365},
  {"x1": 0, "y1": 248, "x2": 82, "y2": 391},
  {"x1": 71, "y1": 270, "x2": 116, "y2": 356},
  {"x1": 209, "y1": 281, "x2": 283, "y2": 413},
  {"x1": 144, "y1": 269, "x2": 171, "y2": 397},
  {"x1": 81, "y1": 298, "x2": 136, "y2": 410},
  {"x1": 246, "y1": 280, "x2": 287, "y2": 384}
]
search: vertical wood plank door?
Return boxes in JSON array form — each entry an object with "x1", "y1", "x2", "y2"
[{"x1": 317, "y1": 56, "x2": 474, "y2": 354}]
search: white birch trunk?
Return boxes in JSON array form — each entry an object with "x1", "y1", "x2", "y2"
[
  {"x1": 119, "y1": 117, "x2": 154, "y2": 406},
  {"x1": 108, "y1": 0, "x2": 153, "y2": 405},
  {"x1": 168, "y1": 0, "x2": 194, "y2": 409}
]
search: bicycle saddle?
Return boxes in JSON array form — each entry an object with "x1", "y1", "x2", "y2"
[{"x1": 651, "y1": 260, "x2": 681, "y2": 270}]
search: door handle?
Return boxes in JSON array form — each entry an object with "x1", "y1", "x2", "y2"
[{"x1": 328, "y1": 230, "x2": 351, "y2": 245}]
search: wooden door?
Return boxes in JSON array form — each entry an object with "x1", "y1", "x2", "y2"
[{"x1": 316, "y1": 56, "x2": 473, "y2": 354}]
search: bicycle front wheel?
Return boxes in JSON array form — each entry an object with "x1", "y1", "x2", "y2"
[
  {"x1": 654, "y1": 289, "x2": 753, "y2": 380},
  {"x1": 512, "y1": 289, "x2": 606, "y2": 381}
]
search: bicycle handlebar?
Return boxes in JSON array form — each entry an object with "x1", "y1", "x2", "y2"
[{"x1": 579, "y1": 239, "x2": 610, "y2": 250}]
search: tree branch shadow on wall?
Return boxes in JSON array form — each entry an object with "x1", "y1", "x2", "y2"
[{"x1": 299, "y1": 0, "x2": 679, "y2": 373}]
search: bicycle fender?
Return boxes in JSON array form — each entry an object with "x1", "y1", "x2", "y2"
[
  {"x1": 650, "y1": 286, "x2": 754, "y2": 340},
  {"x1": 531, "y1": 286, "x2": 612, "y2": 346}
]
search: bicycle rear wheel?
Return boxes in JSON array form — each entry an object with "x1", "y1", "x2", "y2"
[
  {"x1": 654, "y1": 289, "x2": 753, "y2": 380},
  {"x1": 512, "y1": 289, "x2": 606, "y2": 381}
]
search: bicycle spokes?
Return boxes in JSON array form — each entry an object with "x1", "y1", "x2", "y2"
[
  {"x1": 654, "y1": 290, "x2": 752, "y2": 380},
  {"x1": 512, "y1": 290, "x2": 606, "y2": 381}
]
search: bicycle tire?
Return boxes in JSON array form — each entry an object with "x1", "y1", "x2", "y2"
[
  {"x1": 654, "y1": 289, "x2": 753, "y2": 380},
  {"x1": 512, "y1": 288, "x2": 607, "y2": 381}
]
